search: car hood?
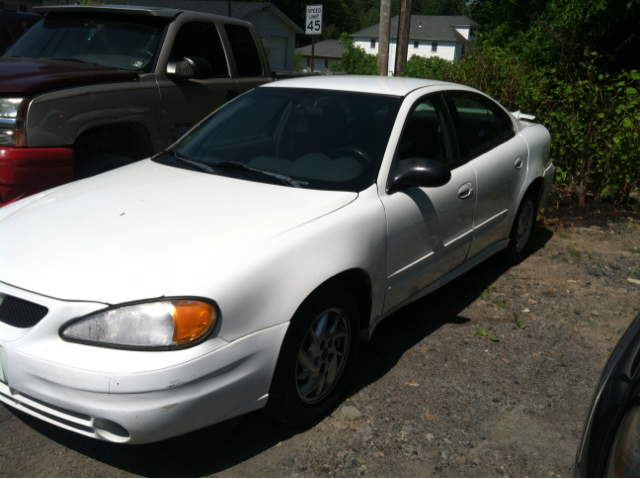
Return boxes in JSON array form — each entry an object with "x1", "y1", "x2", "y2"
[
  {"x1": 0, "y1": 57, "x2": 139, "y2": 95},
  {"x1": 0, "y1": 160, "x2": 358, "y2": 304}
]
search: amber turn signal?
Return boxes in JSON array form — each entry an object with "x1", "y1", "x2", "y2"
[{"x1": 172, "y1": 300, "x2": 216, "y2": 344}]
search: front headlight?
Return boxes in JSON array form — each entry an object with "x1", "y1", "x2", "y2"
[
  {"x1": 606, "y1": 404, "x2": 640, "y2": 477},
  {"x1": 60, "y1": 299, "x2": 218, "y2": 350},
  {"x1": 0, "y1": 98, "x2": 29, "y2": 146}
]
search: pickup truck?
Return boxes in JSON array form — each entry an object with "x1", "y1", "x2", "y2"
[{"x1": 0, "y1": 4, "x2": 274, "y2": 206}]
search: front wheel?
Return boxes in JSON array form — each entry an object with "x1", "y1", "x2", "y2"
[
  {"x1": 265, "y1": 289, "x2": 359, "y2": 426},
  {"x1": 503, "y1": 191, "x2": 537, "y2": 264}
]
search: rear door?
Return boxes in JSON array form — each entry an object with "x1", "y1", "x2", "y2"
[
  {"x1": 156, "y1": 18, "x2": 239, "y2": 146},
  {"x1": 446, "y1": 91, "x2": 529, "y2": 259},
  {"x1": 223, "y1": 23, "x2": 269, "y2": 95}
]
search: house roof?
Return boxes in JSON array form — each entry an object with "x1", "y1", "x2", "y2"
[
  {"x1": 110, "y1": 1, "x2": 302, "y2": 33},
  {"x1": 352, "y1": 15, "x2": 479, "y2": 42},
  {"x1": 295, "y1": 39, "x2": 345, "y2": 59}
]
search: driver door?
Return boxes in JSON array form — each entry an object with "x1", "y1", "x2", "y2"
[
  {"x1": 380, "y1": 93, "x2": 477, "y2": 312},
  {"x1": 156, "y1": 19, "x2": 239, "y2": 147}
]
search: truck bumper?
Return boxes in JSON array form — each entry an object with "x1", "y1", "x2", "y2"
[{"x1": 0, "y1": 147, "x2": 73, "y2": 207}]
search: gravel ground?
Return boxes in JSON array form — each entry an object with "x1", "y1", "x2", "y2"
[{"x1": 1, "y1": 219, "x2": 639, "y2": 478}]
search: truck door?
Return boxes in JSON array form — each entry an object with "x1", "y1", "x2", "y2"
[
  {"x1": 156, "y1": 20, "x2": 239, "y2": 147},
  {"x1": 223, "y1": 23, "x2": 270, "y2": 95}
]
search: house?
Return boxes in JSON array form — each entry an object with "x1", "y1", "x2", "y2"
[
  {"x1": 352, "y1": 15, "x2": 479, "y2": 75},
  {"x1": 295, "y1": 39, "x2": 345, "y2": 72},
  {"x1": 3, "y1": 0, "x2": 303, "y2": 71}
]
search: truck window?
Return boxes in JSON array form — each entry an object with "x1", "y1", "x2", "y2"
[
  {"x1": 170, "y1": 21, "x2": 229, "y2": 77},
  {"x1": 224, "y1": 23, "x2": 263, "y2": 77},
  {"x1": 4, "y1": 12, "x2": 166, "y2": 73}
]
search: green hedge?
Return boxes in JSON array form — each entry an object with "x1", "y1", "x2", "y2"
[{"x1": 335, "y1": 34, "x2": 639, "y2": 204}]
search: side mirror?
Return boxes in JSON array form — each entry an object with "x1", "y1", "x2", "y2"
[
  {"x1": 387, "y1": 157, "x2": 451, "y2": 195},
  {"x1": 167, "y1": 56, "x2": 213, "y2": 80}
]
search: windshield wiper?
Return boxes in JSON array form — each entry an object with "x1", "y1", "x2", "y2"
[
  {"x1": 52, "y1": 57, "x2": 101, "y2": 66},
  {"x1": 212, "y1": 161, "x2": 301, "y2": 188},
  {"x1": 169, "y1": 151, "x2": 300, "y2": 188}
]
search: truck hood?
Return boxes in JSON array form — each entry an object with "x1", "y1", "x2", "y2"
[
  {"x1": 0, "y1": 160, "x2": 358, "y2": 304},
  {"x1": 0, "y1": 57, "x2": 139, "y2": 95}
]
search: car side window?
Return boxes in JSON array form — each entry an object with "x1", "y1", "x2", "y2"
[
  {"x1": 448, "y1": 91, "x2": 512, "y2": 158},
  {"x1": 224, "y1": 24, "x2": 263, "y2": 77},
  {"x1": 170, "y1": 22, "x2": 229, "y2": 77},
  {"x1": 396, "y1": 94, "x2": 457, "y2": 166}
]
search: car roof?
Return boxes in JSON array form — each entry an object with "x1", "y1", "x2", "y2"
[{"x1": 261, "y1": 75, "x2": 463, "y2": 97}]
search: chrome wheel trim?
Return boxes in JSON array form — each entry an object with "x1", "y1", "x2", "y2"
[
  {"x1": 515, "y1": 200, "x2": 534, "y2": 253},
  {"x1": 296, "y1": 307, "x2": 350, "y2": 404}
]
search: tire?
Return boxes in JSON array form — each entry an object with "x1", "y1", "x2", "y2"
[
  {"x1": 74, "y1": 154, "x2": 135, "y2": 180},
  {"x1": 265, "y1": 288, "x2": 360, "y2": 426},
  {"x1": 503, "y1": 190, "x2": 537, "y2": 264}
]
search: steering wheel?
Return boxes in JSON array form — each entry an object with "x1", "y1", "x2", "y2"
[{"x1": 329, "y1": 146, "x2": 371, "y2": 170}]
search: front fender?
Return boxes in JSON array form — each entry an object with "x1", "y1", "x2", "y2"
[{"x1": 165, "y1": 184, "x2": 387, "y2": 342}]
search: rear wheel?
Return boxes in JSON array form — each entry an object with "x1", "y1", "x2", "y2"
[
  {"x1": 266, "y1": 288, "x2": 359, "y2": 426},
  {"x1": 504, "y1": 191, "x2": 537, "y2": 264}
]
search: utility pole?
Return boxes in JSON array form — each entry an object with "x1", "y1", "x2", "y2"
[
  {"x1": 394, "y1": 0, "x2": 411, "y2": 76},
  {"x1": 377, "y1": 0, "x2": 391, "y2": 76}
]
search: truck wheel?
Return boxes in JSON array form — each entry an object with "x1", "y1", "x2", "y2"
[
  {"x1": 265, "y1": 288, "x2": 359, "y2": 426},
  {"x1": 75, "y1": 154, "x2": 136, "y2": 180}
]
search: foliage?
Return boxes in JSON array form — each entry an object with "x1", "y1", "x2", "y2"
[
  {"x1": 402, "y1": 46, "x2": 640, "y2": 204},
  {"x1": 331, "y1": 34, "x2": 377, "y2": 75},
  {"x1": 77, "y1": 0, "x2": 106, "y2": 4},
  {"x1": 293, "y1": 51, "x2": 303, "y2": 72}
]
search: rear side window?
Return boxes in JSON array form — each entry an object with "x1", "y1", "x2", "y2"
[
  {"x1": 448, "y1": 91, "x2": 512, "y2": 158},
  {"x1": 171, "y1": 21, "x2": 229, "y2": 77},
  {"x1": 224, "y1": 23, "x2": 263, "y2": 77}
]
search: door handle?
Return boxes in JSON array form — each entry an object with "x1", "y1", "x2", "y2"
[
  {"x1": 515, "y1": 156, "x2": 523, "y2": 169},
  {"x1": 458, "y1": 182, "x2": 473, "y2": 199},
  {"x1": 226, "y1": 90, "x2": 239, "y2": 101}
]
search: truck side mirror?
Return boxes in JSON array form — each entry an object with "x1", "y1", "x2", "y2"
[
  {"x1": 167, "y1": 56, "x2": 213, "y2": 80},
  {"x1": 387, "y1": 157, "x2": 451, "y2": 195}
]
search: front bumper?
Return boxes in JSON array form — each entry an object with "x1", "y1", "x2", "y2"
[
  {"x1": 0, "y1": 147, "x2": 73, "y2": 206},
  {"x1": 0, "y1": 284, "x2": 288, "y2": 444}
]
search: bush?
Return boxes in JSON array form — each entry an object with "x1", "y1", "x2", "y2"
[
  {"x1": 403, "y1": 47, "x2": 640, "y2": 204},
  {"x1": 331, "y1": 33, "x2": 377, "y2": 75}
]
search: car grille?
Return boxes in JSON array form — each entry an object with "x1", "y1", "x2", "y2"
[{"x1": 0, "y1": 295, "x2": 48, "y2": 328}]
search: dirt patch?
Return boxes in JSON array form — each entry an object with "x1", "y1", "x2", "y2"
[{"x1": 1, "y1": 214, "x2": 639, "y2": 478}]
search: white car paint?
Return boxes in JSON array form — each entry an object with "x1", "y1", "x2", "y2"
[{"x1": 0, "y1": 77, "x2": 554, "y2": 444}]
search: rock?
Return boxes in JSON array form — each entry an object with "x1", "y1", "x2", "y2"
[
  {"x1": 457, "y1": 455, "x2": 466, "y2": 464},
  {"x1": 426, "y1": 433, "x2": 435, "y2": 441},
  {"x1": 442, "y1": 450, "x2": 451, "y2": 460},
  {"x1": 341, "y1": 406, "x2": 363, "y2": 421},
  {"x1": 523, "y1": 308, "x2": 531, "y2": 313},
  {"x1": 285, "y1": 458, "x2": 294, "y2": 466},
  {"x1": 591, "y1": 310, "x2": 599, "y2": 316}
]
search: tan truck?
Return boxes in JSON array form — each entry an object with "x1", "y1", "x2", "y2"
[{"x1": 0, "y1": 4, "x2": 274, "y2": 206}]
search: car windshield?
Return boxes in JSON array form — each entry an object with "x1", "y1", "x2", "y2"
[
  {"x1": 157, "y1": 87, "x2": 402, "y2": 192},
  {"x1": 4, "y1": 12, "x2": 167, "y2": 72}
]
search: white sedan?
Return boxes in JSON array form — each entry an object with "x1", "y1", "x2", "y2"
[{"x1": 0, "y1": 77, "x2": 554, "y2": 444}]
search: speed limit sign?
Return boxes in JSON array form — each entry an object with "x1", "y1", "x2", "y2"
[{"x1": 305, "y1": 4, "x2": 322, "y2": 35}]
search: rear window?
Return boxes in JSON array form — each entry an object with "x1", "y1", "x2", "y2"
[{"x1": 224, "y1": 23, "x2": 262, "y2": 77}]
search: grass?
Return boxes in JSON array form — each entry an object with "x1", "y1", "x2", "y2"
[
  {"x1": 570, "y1": 248, "x2": 582, "y2": 257},
  {"x1": 481, "y1": 283, "x2": 497, "y2": 301},
  {"x1": 631, "y1": 248, "x2": 640, "y2": 255},
  {"x1": 493, "y1": 297, "x2": 509, "y2": 309},
  {"x1": 558, "y1": 231, "x2": 570, "y2": 239}
]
